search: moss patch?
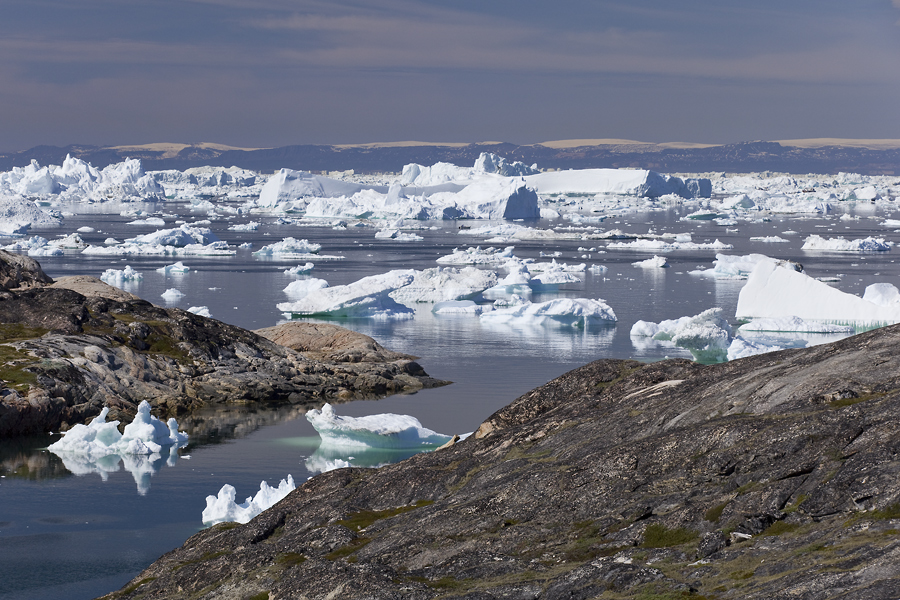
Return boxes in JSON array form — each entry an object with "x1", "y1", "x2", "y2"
[
  {"x1": 336, "y1": 500, "x2": 434, "y2": 533},
  {"x1": 704, "y1": 501, "x2": 729, "y2": 523},
  {"x1": 641, "y1": 524, "x2": 698, "y2": 548},
  {"x1": 0, "y1": 344, "x2": 38, "y2": 390}
]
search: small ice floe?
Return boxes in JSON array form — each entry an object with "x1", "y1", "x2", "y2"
[
  {"x1": 104, "y1": 237, "x2": 120, "y2": 245},
  {"x1": 126, "y1": 224, "x2": 220, "y2": 247},
  {"x1": 100, "y1": 265, "x2": 143, "y2": 288},
  {"x1": 306, "y1": 403, "x2": 452, "y2": 449},
  {"x1": 49, "y1": 233, "x2": 88, "y2": 249},
  {"x1": 228, "y1": 221, "x2": 260, "y2": 232},
  {"x1": 161, "y1": 288, "x2": 185, "y2": 301},
  {"x1": 252, "y1": 237, "x2": 322, "y2": 256},
  {"x1": 689, "y1": 253, "x2": 802, "y2": 280},
  {"x1": 157, "y1": 261, "x2": 190, "y2": 274},
  {"x1": 749, "y1": 236, "x2": 789, "y2": 243},
  {"x1": 277, "y1": 270, "x2": 416, "y2": 319},
  {"x1": 283, "y1": 277, "x2": 329, "y2": 300},
  {"x1": 607, "y1": 239, "x2": 733, "y2": 252},
  {"x1": 631, "y1": 308, "x2": 733, "y2": 363},
  {"x1": 801, "y1": 235, "x2": 891, "y2": 252},
  {"x1": 436, "y1": 245, "x2": 516, "y2": 266},
  {"x1": 127, "y1": 217, "x2": 167, "y2": 227},
  {"x1": 284, "y1": 263, "x2": 314, "y2": 275},
  {"x1": 3, "y1": 236, "x2": 63, "y2": 257},
  {"x1": 202, "y1": 475, "x2": 296, "y2": 526},
  {"x1": 632, "y1": 255, "x2": 669, "y2": 269},
  {"x1": 433, "y1": 300, "x2": 491, "y2": 315},
  {"x1": 77, "y1": 226, "x2": 96, "y2": 233},
  {"x1": 187, "y1": 306, "x2": 212, "y2": 318},
  {"x1": 481, "y1": 298, "x2": 617, "y2": 328},
  {"x1": 375, "y1": 229, "x2": 423, "y2": 241}
]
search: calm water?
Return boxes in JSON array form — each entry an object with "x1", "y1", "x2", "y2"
[{"x1": 2, "y1": 199, "x2": 900, "y2": 599}]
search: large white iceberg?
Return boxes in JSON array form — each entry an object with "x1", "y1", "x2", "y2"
[
  {"x1": 277, "y1": 270, "x2": 416, "y2": 319},
  {"x1": 523, "y1": 168, "x2": 710, "y2": 198},
  {"x1": 736, "y1": 260, "x2": 900, "y2": 325},
  {"x1": 690, "y1": 254, "x2": 802, "y2": 280},
  {"x1": 306, "y1": 403, "x2": 452, "y2": 449},
  {"x1": 126, "y1": 223, "x2": 220, "y2": 247},
  {"x1": 801, "y1": 235, "x2": 891, "y2": 252},
  {"x1": 481, "y1": 298, "x2": 617, "y2": 328},
  {"x1": 389, "y1": 267, "x2": 497, "y2": 303},
  {"x1": 252, "y1": 237, "x2": 322, "y2": 256},
  {"x1": 202, "y1": 475, "x2": 296, "y2": 526}
]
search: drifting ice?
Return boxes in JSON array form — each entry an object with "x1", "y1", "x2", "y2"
[
  {"x1": 801, "y1": 235, "x2": 891, "y2": 252},
  {"x1": 482, "y1": 298, "x2": 617, "y2": 328},
  {"x1": 306, "y1": 403, "x2": 452, "y2": 449},
  {"x1": 202, "y1": 475, "x2": 296, "y2": 526},
  {"x1": 277, "y1": 270, "x2": 416, "y2": 319}
]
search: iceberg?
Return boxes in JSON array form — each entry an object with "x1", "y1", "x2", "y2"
[
  {"x1": 306, "y1": 403, "x2": 452, "y2": 449},
  {"x1": 2, "y1": 236, "x2": 64, "y2": 256},
  {"x1": 433, "y1": 300, "x2": 491, "y2": 315},
  {"x1": 256, "y1": 169, "x2": 365, "y2": 210},
  {"x1": 277, "y1": 270, "x2": 416, "y2": 319},
  {"x1": 523, "y1": 168, "x2": 710, "y2": 198},
  {"x1": 630, "y1": 308, "x2": 733, "y2": 363},
  {"x1": 283, "y1": 277, "x2": 330, "y2": 299},
  {"x1": 202, "y1": 475, "x2": 296, "y2": 526},
  {"x1": 389, "y1": 267, "x2": 497, "y2": 303},
  {"x1": 157, "y1": 261, "x2": 190, "y2": 274},
  {"x1": 252, "y1": 237, "x2": 322, "y2": 256},
  {"x1": 228, "y1": 221, "x2": 260, "y2": 232},
  {"x1": 187, "y1": 306, "x2": 212, "y2": 318},
  {"x1": 48, "y1": 232, "x2": 88, "y2": 249},
  {"x1": 736, "y1": 261, "x2": 900, "y2": 325},
  {"x1": 100, "y1": 265, "x2": 143, "y2": 288},
  {"x1": 161, "y1": 288, "x2": 184, "y2": 301},
  {"x1": 82, "y1": 241, "x2": 234, "y2": 256},
  {"x1": 737, "y1": 316, "x2": 854, "y2": 334},
  {"x1": 607, "y1": 239, "x2": 734, "y2": 252},
  {"x1": 632, "y1": 255, "x2": 669, "y2": 268},
  {"x1": 481, "y1": 298, "x2": 617, "y2": 328},
  {"x1": 801, "y1": 235, "x2": 891, "y2": 252},
  {"x1": 689, "y1": 253, "x2": 802, "y2": 280},
  {"x1": 48, "y1": 401, "x2": 188, "y2": 458},
  {"x1": 284, "y1": 263, "x2": 314, "y2": 274},
  {"x1": 436, "y1": 246, "x2": 516, "y2": 266},
  {"x1": 126, "y1": 223, "x2": 220, "y2": 247}
]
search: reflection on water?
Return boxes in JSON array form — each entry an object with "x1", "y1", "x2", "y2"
[
  {"x1": 304, "y1": 443, "x2": 432, "y2": 474},
  {"x1": 177, "y1": 403, "x2": 312, "y2": 448},
  {"x1": 49, "y1": 446, "x2": 181, "y2": 496},
  {"x1": 0, "y1": 436, "x2": 68, "y2": 480}
]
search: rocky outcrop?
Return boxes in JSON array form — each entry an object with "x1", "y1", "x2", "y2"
[
  {"x1": 255, "y1": 322, "x2": 415, "y2": 363},
  {"x1": 0, "y1": 260, "x2": 448, "y2": 437},
  {"x1": 0, "y1": 249, "x2": 53, "y2": 291},
  {"x1": 106, "y1": 324, "x2": 900, "y2": 599}
]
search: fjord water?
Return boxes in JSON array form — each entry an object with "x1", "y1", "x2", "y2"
[{"x1": 3, "y1": 201, "x2": 900, "y2": 600}]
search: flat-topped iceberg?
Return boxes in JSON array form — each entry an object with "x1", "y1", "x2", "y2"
[
  {"x1": 736, "y1": 260, "x2": 900, "y2": 325},
  {"x1": 48, "y1": 401, "x2": 188, "y2": 457},
  {"x1": 801, "y1": 235, "x2": 891, "y2": 252},
  {"x1": 277, "y1": 270, "x2": 416, "y2": 319},
  {"x1": 202, "y1": 475, "x2": 296, "y2": 526},
  {"x1": 481, "y1": 298, "x2": 617, "y2": 328},
  {"x1": 436, "y1": 246, "x2": 516, "y2": 266},
  {"x1": 252, "y1": 237, "x2": 322, "y2": 256},
  {"x1": 690, "y1": 253, "x2": 803, "y2": 280},
  {"x1": 82, "y1": 241, "x2": 234, "y2": 256},
  {"x1": 523, "y1": 168, "x2": 710, "y2": 198},
  {"x1": 126, "y1": 223, "x2": 220, "y2": 247},
  {"x1": 306, "y1": 403, "x2": 452, "y2": 449},
  {"x1": 389, "y1": 267, "x2": 497, "y2": 303},
  {"x1": 607, "y1": 239, "x2": 733, "y2": 252}
]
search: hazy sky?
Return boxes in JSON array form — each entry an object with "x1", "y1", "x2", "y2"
[{"x1": 2, "y1": 0, "x2": 899, "y2": 151}]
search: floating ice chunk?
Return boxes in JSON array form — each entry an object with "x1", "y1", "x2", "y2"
[
  {"x1": 104, "y1": 237, "x2": 119, "y2": 245},
  {"x1": 436, "y1": 246, "x2": 516, "y2": 265},
  {"x1": 0, "y1": 196, "x2": 61, "y2": 234},
  {"x1": 100, "y1": 265, "x2": 143, "y2": 288},
  {"x1": 689, "y1": 253, "x2": 802, "y2": 280},
  {"x1": 726, "y1": 337, "x2": 785, "y2": 361},
  {"x1": 253, "y1": 237, "x2": 322, "y2": 256},
  {"x1": 77, "y1": 226, "x2": 96, "y2": 233},
  {"x1": 801, "y1": 235, "x2": 891, "y2": 252},
  {"x1": 736, "y1": 260, "x2": 900, "y2": 325},
  {"x1": 375, "y1": 228, "x2": 423, "y2": 241},
  {"x1": 306, "y1": 403, "x2": 452, "y2": 449},
  {"x1": 720, "y1": 194, "x2": 755, "y2": 209},
  {"x1": 82, "y1": 241, "x2": 234, "y2": 256},
  {"x1": 127, "y1": 217, "x2": 166, "y2": 227},
  {"x1": 127, "y1": 223, "x2": 220, "y2": 247},
  {"x1": 737, "y1": 316, "x2": 854, "y2": 333},
  {"x1": 862, "y1": 283, "x2": 900, "y2": 307},
  {"x1": 749, "y1": 236, "x2": 789, "y2": 243},
  {"x1": 389, "y1": 267, "x2": 497, "y2": 303},
  {"x1": 881, "y1": 219, "x2": 900, "y2": 228},
  {"x1": 631, "y1": 308, "x2": 732, "y2": 363},
  {"x1": 523, "y1": 168, "x2": 709, "y2": 199},
  {"x1": 277, "y1": 270, "x2": 416, "y2": 319},
  {"x1": 433, "y1": 300, "x2": 491, "y2": 315},
  {"x1": 481, "y1": 298, "x2": 617, "y2": 328},
  {"x1": 284, "y1": 263, "x2": 314, "y2": 275},
  {"x1": 202, "y1": 475, "x2": 296, "y2": 526},
  {"x1": 48, "y1": 232, "x2": 87, "y2": 249},
  {"x1": 283, "y1": 277, "x2": 329, "y2": 299},
  {"x1": 157, "y1": 261, "x2": 190, "y2": 274},
  {"x1": 257, "y1": 168, "x2": 364, "y2": 209},
  {"x1": 161, "y1": 288, "x2": 184, "y2": 301},
  {"x1": 228, "y1": 221, "x2": 260, "y2": 232},
  {"x1": 187, "y1": 306, "x2": 212, "y2": 318},
  {"x1": 607, "y1": 239, "x2": 733, "y2": 252},
  {"x1": 49, "y1": 401, "x2": 188, "y2": 458},
  {"x1": 2, "y1": 236, "x2": 63, "y2": 256},
  {"x1": 632, "y1": 255, "x2": 669, "y2": 268},
  {"x1": 304, "y1": 456, "x2": 352, "y2": 474}
]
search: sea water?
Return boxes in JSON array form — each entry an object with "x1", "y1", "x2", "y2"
[{"x1": 2, "y1": 200, "x2": 900, "y2": 599}]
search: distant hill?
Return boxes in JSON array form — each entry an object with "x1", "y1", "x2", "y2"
[{"x1": 1, "y1": 139, "x2": 899, "y2": 176}]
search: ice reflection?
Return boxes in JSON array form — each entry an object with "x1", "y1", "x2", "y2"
[
  {"x1": 304, "y1": 444, "x2": 428, "y2": 475},
  {"x1": 49, "y1": 445, "x2": 181, "y2": 495}
]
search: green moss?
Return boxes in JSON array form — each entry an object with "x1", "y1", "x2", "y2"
[
  {"x1": 729, "y1": 570, "x2": 755, "y2": 580},
  {"x1": 762, "y1": 521, "x2": 800, "y2": 536},
  {"x1": 870, "y1": 503, "x2": 900, "y2": 520},
  {"x1": 335, "y1": 500, "x2": 434, "y2": 532},
  {"x1": 212, "y1": 521, "x2": 241, "y2": 531},
  {"x1": 783, "y1": 494, "x2": 808, "y2": 514},
  {"x1": 325, "y1": 537, "x2": 371, "y2": 560},
  {"x1": 275, "y1": 552, "x2": 306, "y2": 567},
  {"x1": 0, "y1": 344, "x2": 38, "y2": 390},
  {"x1": 704, "y1": 501, "x2": 729, "y2": 523},
  {"x1": 115, "y1": 577, "x2": 157, "y2": 596},
  {"x1": 641, "y1": 524, "x2": 698, "y2": 548},
  {"x1": 0, "y1": 323, "x2": 48, "y2": 341},
  {"x1": 735, "y1": 481, "x2": 759, "y2": 495},
  {"x1": 246, "y1": 593, "x2": 269, "y2": 600}
]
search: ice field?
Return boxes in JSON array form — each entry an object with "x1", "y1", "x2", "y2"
[{"x1": 2, "y1": 153, "x2": 900, "y2": 599}]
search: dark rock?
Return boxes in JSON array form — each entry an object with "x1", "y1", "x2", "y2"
[{"x1": 106, "y1": 322, "x2": 900, "y2": 599}]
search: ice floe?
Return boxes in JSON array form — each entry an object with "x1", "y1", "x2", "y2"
[
  {"x1": 801, "y1": 235, "x2": 891, "y2": 252},
  {"x1": 389, "y1": 267, "x2": 497, "y2": 304},
  {"x1": 436, "y1": 246, "x2": 516, "y2": 266},
  {"x1": 100, "y1": 265, "x2": 143, "y2": 288},
  {"x1": 277, "y1": 270, "x2": 416, "y2": 319},
  {"x1": 481, "y1": 298, "x2": 617, "y2": 328},
  {"x1": 252, "y1": 237, "x2": 322, "y2": 256},
  {"x1": 283, "y1": 277, "x2": 330, "y2": 299},
  {"x1": 632, "y1": 256, "x2": 669, "y2": 268},
  {"x1": 161, "y1": 288, "x2": 185, "y2": 301},
  {"x1": 157, "y1": 261, "x2": 190, "y2": 274},
  {"x1": 306, "y1": 403, "x2": 452, "y2": 449},
  {"x1": 187, "y1": 306, "x2": 212, "y2": 318}
]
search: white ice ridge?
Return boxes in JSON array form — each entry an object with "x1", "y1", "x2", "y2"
[
  {"x1": 607, "y1": 239, "x2": 733, "y2": 252},
  {"x1": 481, "y1": 298, "x2": 617, "y2": 328},
  {"x1": 521, "y1": 168, "x2": 710, "y2": 199},
  {"x1": 801, "y1": 235, "x2": 892, "y2": 252},
  {"x1": 202, "y1": 475, "x2": 296, "y2": 526},
  {"x1": 100, "y1": 265, "x2": 143, "y2": 287},
  {"x1": 306, "y1": 403, "x2": 452, "y2": 449},
  {"x1": 736, "y1": 260, "x2": 900, "y2": 325},
  {"x1": 277, "y1": 270, "x2": 416, "y2": 319},
  {"x1": 252, "y1": 237, "x2": 322, "y2": 256},
  {"x1": 48, "y1": 401, "x2": 188, "y2": 457},
  {"x1": 82, "y1": 241, "x2": 234, "y2": 256},
  {"x1": 689, "y1": 253, "x2": 802, "y2": 280},
  {"x1": 436, "y1": 246, "x2": 516, "y2": 265},
  {"x1": 284, "y1": 263, "x2": 314, "y2": 275},
  {"x1": 0, "y1": 196, "x2": 61, "y2": 234},
  {"x1": 632, "y1": 255, "x2": 669, "y2": 268},
  {"x1": 157, "y1": 261, "x2": 190, "y2": 274}
]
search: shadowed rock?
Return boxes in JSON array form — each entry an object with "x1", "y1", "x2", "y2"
[
  {"x1": 107, "y1": 324, "x2": 900, "y2": 600},
  {"x1": 255, "y1": 322, "x2": 415, "y2": 363}
]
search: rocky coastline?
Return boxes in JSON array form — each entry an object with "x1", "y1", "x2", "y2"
[
  {"x1": 105, "y1": 322, "x2": 900, "y2": 599},
  {"x1": 0, "y1": 250, "x2": 448, "y2": 437}
]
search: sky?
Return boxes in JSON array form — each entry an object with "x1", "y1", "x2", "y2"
[{"x1": 1, "y1": 0, "x2": 899, "y2": 151}]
